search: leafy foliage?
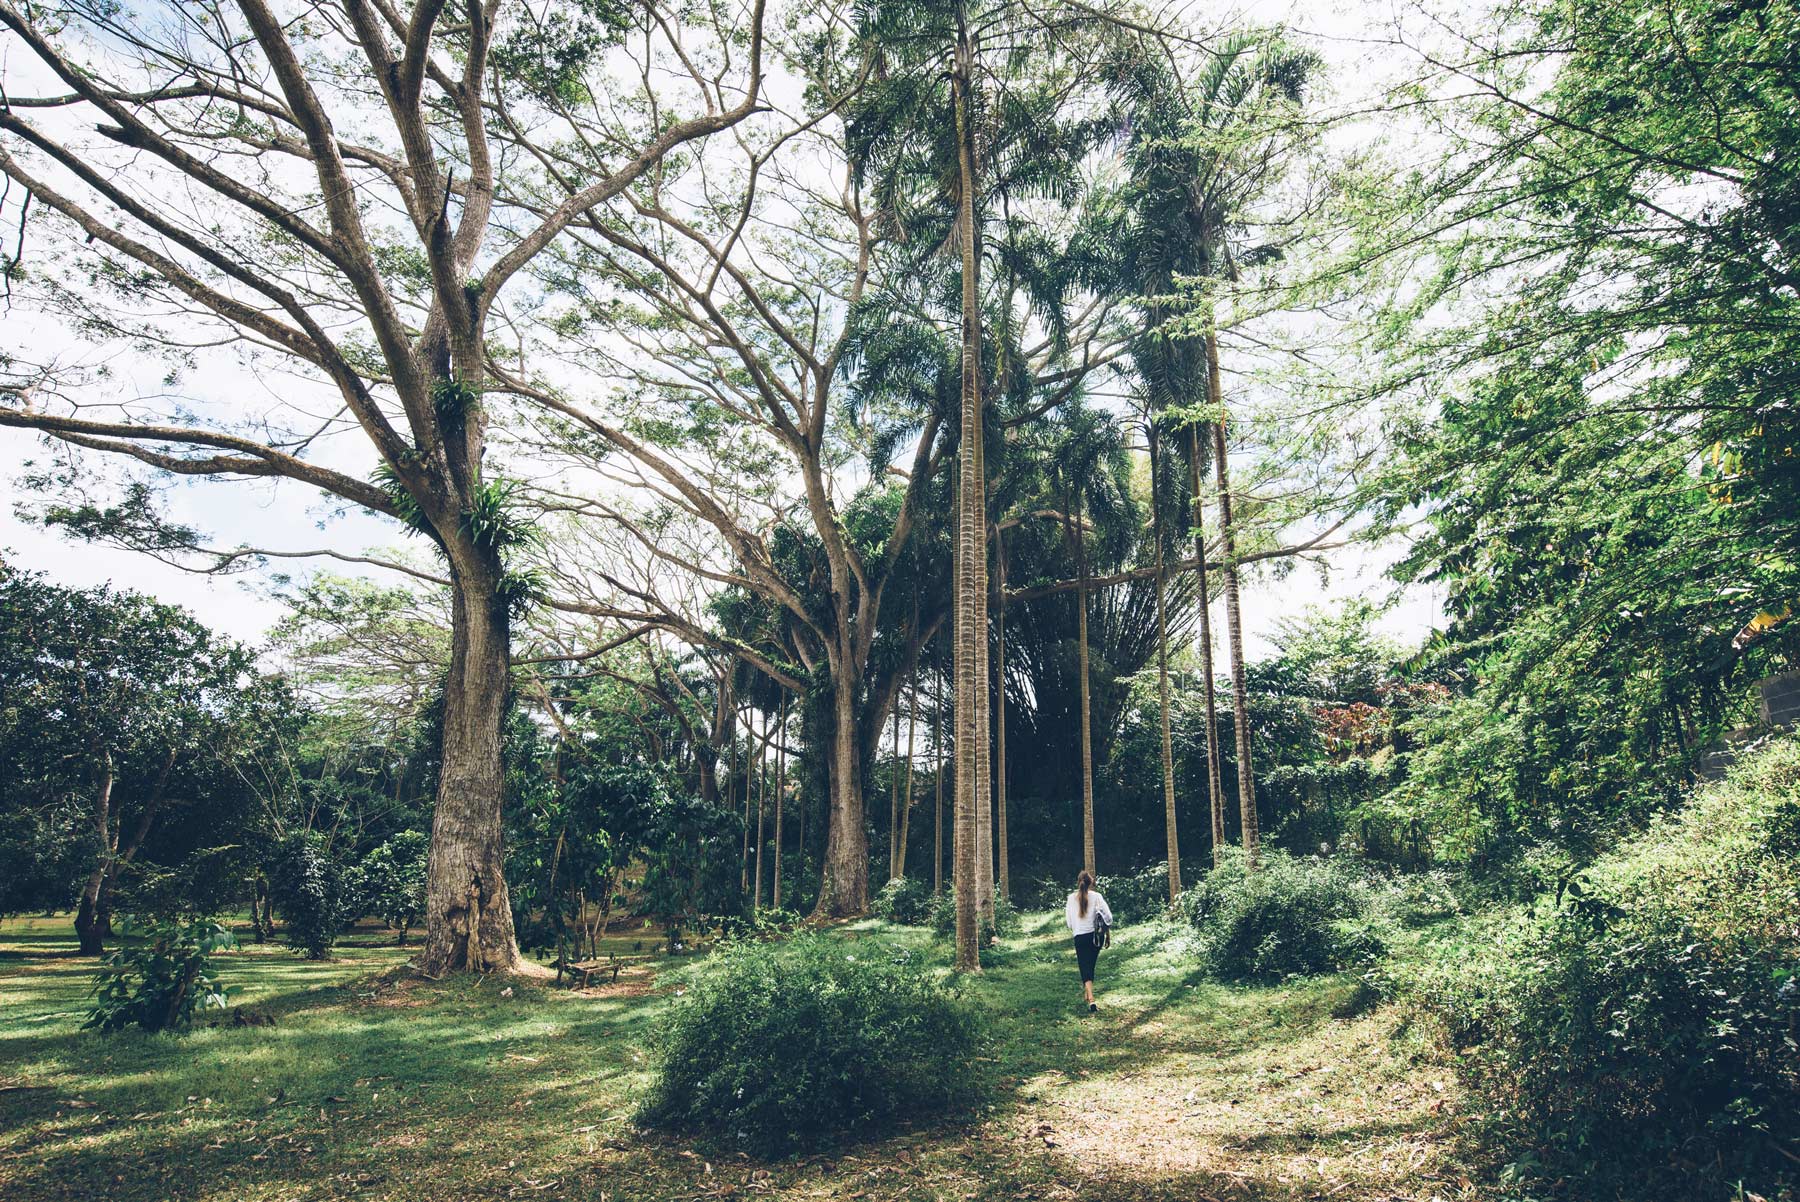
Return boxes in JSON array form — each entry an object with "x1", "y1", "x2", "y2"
[
  {"x1": 85, "y1": 917, "x2": 236, "y2": 1033},
  {"x1": 268, "y1": 833, "x2": 345, "y2": 960},
  {"x1": 1409, "y1": 737, "x2": 1800, "y2": 1199},
  {"x1": 348, "y1": 832, "x2": 428, "y2": 944},
  {"x1": 872, "y1": 876, "x2": 934, "y2": 925},
  {"x1": 639, "y1": 934, "x2": 985, "y2": 1154},
  {"x1": 1177, "y1": 851, "x2": 1388, "y2": 981}
]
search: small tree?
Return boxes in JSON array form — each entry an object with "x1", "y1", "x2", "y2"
[
  {"x1": 356, "y1": 832, "x2": 429, "y2": 945},
  {"x1": 268, "y1": 832, "x2": 344, "y2": 961}
]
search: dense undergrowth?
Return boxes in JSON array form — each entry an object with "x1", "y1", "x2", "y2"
[{"x1": 1399, "y1": 736, "x2": 1800, "y2": 1200}]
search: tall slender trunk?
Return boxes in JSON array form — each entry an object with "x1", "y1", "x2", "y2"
[
  {"x1": 1149, "y1": 424, "x2": 1182, "y2": 899},
  {"x1": 898, "y1": 675, "x2": 917, "y2": 879},
  {"x1": 994, "y1": 543, "x2": 1010, "y2": 903},
  {"x1": 1189, "y1": 425, "x2": 1226, "y2": 865},
  {"x1": 420, "y1": 567, "x2": 521, "y2": 975},
  {"x1": 934, "y1": 664, "x2": 945, "y2": 895},
  {"x1": 951, "y1": 4, "x2": 985, "y2": 970},
  {"x1": 1205, "y1": 327, "x2": 1257, "y2": 864},
  {"x1": 814, "y1": 662, "x2": 870, "y2": 917},
  {"x1": 739, "y1": 703, "x2": 751, "y2": 893},
  {"x1": 1075, "y1": 495, "x2": 1096, "y2": 876},
  {"x1": 754, "y1": 708, "x2": 767, "y2": 911},
  {"x1": 74, "y1": 753, "x2": 115, "y2": 956},
  {"x1": 888, "y1": 693, "x2": 904, "y2": 881},
  {"x1": 773, "y1": 699, "x2": 786, "y2": 910}
]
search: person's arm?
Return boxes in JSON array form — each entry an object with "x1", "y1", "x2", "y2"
[{"x1": 1064, "y1": 895, "x2": 1077, "y2": 932}]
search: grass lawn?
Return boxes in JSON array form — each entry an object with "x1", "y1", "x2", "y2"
[{"x1": 0, "y1": 911, "x2": 1476, "y2": 1201}]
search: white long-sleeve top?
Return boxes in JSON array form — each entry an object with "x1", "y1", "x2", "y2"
[{"x1": 1065, "y1": 889, "x2": 1113, "y2": 936}]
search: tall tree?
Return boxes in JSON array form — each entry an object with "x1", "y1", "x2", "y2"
[
  {"x1": 1103, "y1": 31, "x2": 1319, "y2": 866},
  {"x1": 0, "y1": 0, "x2": 764, "y2": 972}
]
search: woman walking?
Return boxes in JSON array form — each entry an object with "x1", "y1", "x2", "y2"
[{"x1": 1065, "y1": 870, "x2": 1112, "y2": 1013}]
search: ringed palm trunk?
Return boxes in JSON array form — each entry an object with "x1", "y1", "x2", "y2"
[
  {"x1": 994, "y1": 545, "x2": 1010, "y2": 902},
  {"x1": 420, "y1": 556, "x2": 521, "y2": 976},
  {"x1": 1205, "y1": 327, "x2": 1258, "y2": 863},
  {"x1": 754, "y1": 709, "x2": 767, "y2": 910},
  {"x1": 951, "y1": 5, "x2": 986, "y2": 970},
  {"x1": 1149, "y1": 425, "x2": 1181, "y2": 899},
  {"x1": 1075, "y1": 496, "x2": 1096, "y2": 876},
  {"x1": 898, "y1": 677, "x2": 916, "y2": 879},
  {"x1": 773, "y1": 699, "x2": 786, "y2": 910},
  {"x1": 934, "y1": 664, "x2": 946, "y2": 895},
  {"x1": 889, "y1": 695, "x2": 904, "y2": 881},
  {"x1": 1189, "y1": 425, "x2": 1227, "y2": 865}
]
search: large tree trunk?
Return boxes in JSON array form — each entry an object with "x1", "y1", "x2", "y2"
[
  {"x1": 1189, "y1": 425, "x2": 1227, "y2": 865},
  {"x1": 419, "y1": 569, "x2": 521, "y2": 976},
  {"x1": 74, "y1": 755, "x2": 115, "y2": 956},
  {"x1": 813, "y1": 667, "x2": 870, "y2": 917},
  {"x1": 1149, "y1": 425, "x2": 1182, "y2": 900},
  {"x1": 1075, "y1": 497, "x2": 1096, "y2": 876},
  {"x1": 1206, "y1": 329, "x2": 1258, "y2": 864}
]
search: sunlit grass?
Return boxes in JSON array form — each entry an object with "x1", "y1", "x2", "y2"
[{"x1": 0, "y1": 909, "x2": 1475, "y2": 1201}]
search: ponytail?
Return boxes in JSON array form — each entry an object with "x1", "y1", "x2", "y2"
[{"x1": 1077, "y1": 870, "x2": 1094, "y2": 918}]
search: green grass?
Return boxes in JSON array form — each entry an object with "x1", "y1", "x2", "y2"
[{"x1": 0, "y1": 910, "x2": 1476, "y2": 1201}]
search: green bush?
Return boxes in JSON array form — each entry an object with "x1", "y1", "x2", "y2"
[
  {"x1": 639, "y1": 933, "x2": 985, "y2": 1154},
  {"x1": 1177, "y1": 850, "x2": 1387, "y2": 981},
  {"x1": 85, "y1": 917, "x2": 236, "y2": 1033},
  {"x1": 930, "y1": 888, "x2": 1021, "y2": 941},
  {"x1": 1413, "y1": 737, "x2": 1800, "y2": 1199},
  {"x1": 268, "y1": 832, "x2": 344, "y2": 959},
  {"x1": 872, "y1": 877, "x2": 933, "y2": 925},
  {"x1": 349, "y1": 831, "x2": 427, "y2": 943}
]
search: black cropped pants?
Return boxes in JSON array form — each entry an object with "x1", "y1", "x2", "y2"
[{"x1": 1073, "y1": 931, "x2": 1100, "y2": 983}]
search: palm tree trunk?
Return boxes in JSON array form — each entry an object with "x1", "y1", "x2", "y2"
[
  {"x1": 951, "y1": 1, "x2": 985, "y2": 971},
  {"x1": 898, "y1": 675, "x2": 916, "y2": 879},
  {"x1": 994, "y1": 541, "x2": 1010, "y2": 903},
  {"x1": 1149, "y1": 423, "x2": 1181, "y2": 899},
  {"x1": 1188, "y1": 424, "x2": 1226, "y2": 865},
  {"x1": 934, "y1": 663, "x2": 945, "y2": 895},
  {"x1": 754, "y1": 708, "x2": 767, "y2": 910},
  {"x1": 773, "y1": 698, "x2": 786, "y2": 910},
  {"x1": 738, "y1": 703, "x2": 750, "y2": 893},
  {"x1": 889, "y1": 692, "x2": 903, "y2": 881},
  {"x1": 1206, "y1": 326, "x2": 1258, "y2": 864},
  {"x1": 1076, "y1": 494, "x2": 1096, "y2": 876}
]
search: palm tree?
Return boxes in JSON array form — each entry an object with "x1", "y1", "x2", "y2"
[{"x1": 1105, "y1": 33, "x2": 1318, "y2": 866}]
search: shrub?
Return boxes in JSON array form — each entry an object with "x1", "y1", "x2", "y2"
[
  {"x1": 85, "y1": 917, "x2": 236, "y2": 1033},
  {"x1": 930, "y1": 888, "x2": 1022, "y2": 941},
  {"x1": 351, "y1": 831, "x2": 428, "y2": 943},
  {"x1": 268, "y1": 832, "x2": 344, "y2": 959},
  {"x1": 1177, "y1": 850, "x2": 1387, "y2": 981},
  {"x1": 872, "y1": 877, "x2": 933, "y2": 925},
  {"x1": 639, "y1": 933, "x2": 985, "y2": 1154},
  {"x1": 1413, "y1": 737, "x2": 1800, "y2": 1199}
]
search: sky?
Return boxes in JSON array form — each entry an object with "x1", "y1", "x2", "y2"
[{"x1": 0, "y1": 0, "x2": 1451, "y2": 662}]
